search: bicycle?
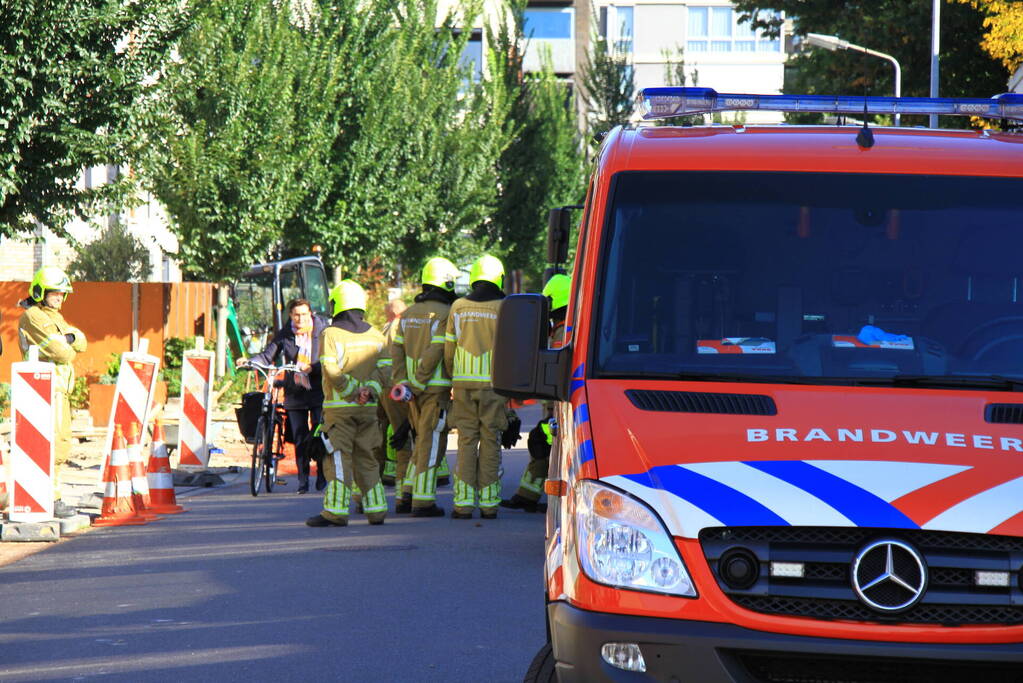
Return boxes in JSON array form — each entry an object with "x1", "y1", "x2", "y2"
[{"x1": 238, "y1": 360, "x2": 302, "y2": 497}]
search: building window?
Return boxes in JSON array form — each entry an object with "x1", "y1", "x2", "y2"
[
  {"x1": 523, "y1": 7, "x2": 574, "y2": 40},
  {"x1": 599, "y1": 6, "x2": 633, "y2": 53},
  {"x1": 459, "y1": 30, "x2": 483, "y2": 82},
  {"x1": 687, "y1": 6, "x2": 780, "y2": 53}
]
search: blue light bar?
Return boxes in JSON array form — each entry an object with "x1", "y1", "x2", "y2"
[{"x1": 639, "y1": 87, "x2": 1023, "y2": 123}]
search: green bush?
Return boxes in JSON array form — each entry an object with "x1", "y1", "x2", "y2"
[
  {"x1": 0, "y1": 382, "x2": 10, "y2": 420},
  {"x1": 69, "y1": 376, "x2": 89, "y2": 410},
  {"x1": 161, "y1": 336, "x2": 216, "y2": 398},
  {"x1": 99, "y1": 353, "x2": 121, "y2": 384}
]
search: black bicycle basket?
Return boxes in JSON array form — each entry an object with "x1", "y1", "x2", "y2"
[{"x1": 236, "y1": 391, "x2": 264, "y2": 444}]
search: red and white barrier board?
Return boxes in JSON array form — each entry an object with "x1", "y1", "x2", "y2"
[
  {"x1": 100, "y1": 339, "x2": 160, "y2": 483},
  {"x1": 9, "y1": 347, "x2": 55, "y2": 522},
  {"x1": 178, "y1": 348, "x2": 215, "y2": 470}
]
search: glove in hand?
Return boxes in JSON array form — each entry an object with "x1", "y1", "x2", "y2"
[
  {"x1": 501, "y1": 416, "x2": 522, "y2": 449},
  {"x1": 390, "y1": 420, "x2": 412, "y2": 450}
]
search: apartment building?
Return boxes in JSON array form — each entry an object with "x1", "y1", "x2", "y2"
[{"x1": 518, "y1": 0, "x2": 788, "y2": 120}]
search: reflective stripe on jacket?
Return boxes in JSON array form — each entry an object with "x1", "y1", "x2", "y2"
[{"x1": 444, "y1": 297, "x2": 501, "y2": 389}]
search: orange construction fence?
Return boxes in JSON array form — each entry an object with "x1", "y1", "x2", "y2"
[{"x1": 0, "y1": 281, "x2": 217, "y2": 386}]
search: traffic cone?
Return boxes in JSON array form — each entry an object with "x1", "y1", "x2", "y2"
[
  {"x1": 126, "y1": 422, "x2": 159, "y2": 521},
  {"x1": 147, "y1": 419, "x2": 183, "y2": 514},
  {"x1": 93, "y1": 426, "x2": 148, "y2": 527}
]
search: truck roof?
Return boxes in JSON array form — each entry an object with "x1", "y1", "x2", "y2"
[{"x1": 606, "y1": 125, "x2": 1023, "y2": 177}]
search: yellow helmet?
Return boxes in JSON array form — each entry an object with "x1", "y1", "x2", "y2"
[
  {"x1": 469, "y1": 254, "x2": 504, "y2": 289},
  {"x1": 29, "y1": 266, "x2": 73, "y2": 303},
  {"x1": 329, "y1": 279, "x2": 367, "y2": 315},
  {"x1": 542, "y1": 273, "x2": 571, "y2": 311},
  {"x1": 421, "y1": 257, "x2": 459, "y2": 291}
]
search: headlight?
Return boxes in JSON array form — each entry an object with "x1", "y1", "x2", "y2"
[{"x1": 574, "y1": 480, "x2": 696, "y2": 597}]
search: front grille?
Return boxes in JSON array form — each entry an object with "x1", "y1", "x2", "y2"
[
  {"x1": 701, "y1": 527, "x2": 1023, "y2": 625},
  {"x1": 733, "y1": 650, "x2": 1023, "y2": 683}
]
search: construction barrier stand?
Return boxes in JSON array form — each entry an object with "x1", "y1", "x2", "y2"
[
  {"x1": 9, "y1": 347, "x2": 55, "y2": 522},
  {"x1": 178, "y1": 348, "x2": 215, "y2": 471}
]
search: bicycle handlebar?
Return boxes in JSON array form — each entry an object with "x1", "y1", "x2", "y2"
[{"x1": 240, "y1": 360, "x2": 304, "y2": 374}]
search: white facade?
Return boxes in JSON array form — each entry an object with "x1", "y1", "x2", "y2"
[
  {"x1": 1, "y1": 165, "x2": 182, "y2": 283},
  {"x1": 517, "y1": 0, "x2": 789, "y2": 122}
]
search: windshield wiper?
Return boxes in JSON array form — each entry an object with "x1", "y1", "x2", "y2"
[{"x1": 854, "y1": 374, "x2": 1023, "y2": 391}]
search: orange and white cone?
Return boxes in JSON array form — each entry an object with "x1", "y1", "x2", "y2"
[
  {"x1": 126, "y1": 422, "x2": 159, "y2": 521},
  {"x1": 147, "y1": 420, "x2": 183, "y2": 514},
  {"x1": 94, "y1": 426, "x2": 148, "y2": 527}
]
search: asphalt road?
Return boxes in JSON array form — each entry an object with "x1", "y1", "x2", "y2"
[{"x1": 0, "y1": 409, "x2": 548, "y2": 682}]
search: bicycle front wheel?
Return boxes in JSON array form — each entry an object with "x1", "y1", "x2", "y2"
[
  {"x1": 265, "y1": 414, "x2": 285, "y2": 493},
  {"x1": 250, "y1": 416, "x2": 268, "y2": 496}
]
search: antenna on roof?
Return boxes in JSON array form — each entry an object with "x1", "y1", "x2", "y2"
[{"x1": 856, "y1": 96, "x2": 874, "y2": 148}]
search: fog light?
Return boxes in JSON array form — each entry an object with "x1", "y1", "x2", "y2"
[
  {"x1": 771, "y1": 562, "x2": 805, "y2": 579},
  {"x1": 601, "y1": 642, "x2": 646, "y2": 672},
  {"x1": 976, "y1": 570, "x2": 1010, "y2": 587},
  {"x1": 719, "y1": 548, "x2": 759, "y2": 590}
]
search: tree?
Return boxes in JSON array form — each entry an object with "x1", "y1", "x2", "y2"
[
  {"x1": 732, "y1": 0, "x2": 1008, "y2": 126},
  {"x1": 0, "y1": 0, "x2": 184, "y2": 237},
  {"x1": 580, "y1": 23, "x2": 635, "y2": 143},
  {"x1": 486, "y1": 0, "x2": 587, "y2": 280},
  {"x1": 67, "y1": 222, "x2": 153, "y2": 282},
  {"x1": 282, "y1": 0, "x2": 513, "y2": 279},
  {"x1": 955, "y1": 0, "x2": 1023, "y2": 72},
  {"x1": 139, "y1": 0, "x2": 312, "y2": 281}
]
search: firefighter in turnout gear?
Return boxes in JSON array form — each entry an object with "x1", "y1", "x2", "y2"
[
  {"x1": 306, "y1": 279, "x2": 391, "y2": 527},
  {"x1": 445, "y1": 254, "x2": 510, "y2": 519},
  {"x1": 501, "y1": 273, "x2": 571, "y2": 513},
  {"x1": 376, "y1": 299, "x2": 409, "y2": 487},
  {"x1": 17, "y1": 266, "x2": 86, "y2": 519},
  {"x1": 391, "y1": 257, "x2": 460, "y2": 517}
]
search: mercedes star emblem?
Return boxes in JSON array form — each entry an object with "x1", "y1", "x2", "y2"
[{"x1": 851, "y1": 539, "x2": 927, "y2": 612}]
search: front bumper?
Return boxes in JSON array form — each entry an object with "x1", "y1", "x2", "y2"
[{"x1": 549, "y1": 601, "x2": 1023, "y2": 682}]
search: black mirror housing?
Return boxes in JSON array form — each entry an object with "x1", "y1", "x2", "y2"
[{"x1": 492, "y1": 294, "x2": 570, "y2": 402}]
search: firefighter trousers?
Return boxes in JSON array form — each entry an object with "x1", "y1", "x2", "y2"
[
  {"x1": 320, "y1": 413, "x2": 387, "y2": 524},
  {"x1": 451, "y1": 387, "x2": 508, "y2": 513},
  {"x1": 409, "y1": 392, "x2": 450, "y2": 510}
]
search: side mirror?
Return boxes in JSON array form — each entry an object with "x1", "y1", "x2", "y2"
[
  {"x1": 546, "y1": 208, "x2": 573, "y2": 264},
  {"x1": 492, "y1": 294, "x2": 570, "y2": 401}
]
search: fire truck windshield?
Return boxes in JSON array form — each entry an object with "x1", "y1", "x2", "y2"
[{"x1": 593, "y1": 171, "x2": 1023, "y2": 387}]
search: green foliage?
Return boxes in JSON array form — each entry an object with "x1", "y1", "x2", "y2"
[
  {"x1": 215, "y1": 371, "x2": 247, "y2": 411},
  {"x1": 161, "y1": 336, "x2": 214, "y2": 396},
  {"x1": 67, "y1": 221, "x2": 153, "y2": 282},
  {"x1": 581, "y1": 23, "x2": 635, "y2": 143},
  {"x1": 487, "y1": 1, "x2": 588, "y2": 280},
  {"x1": 100, "y1": 353, "x2": 121, "y2": 384},
  {"x1": 285, "y1": 0, "x2": 513, "y2": 276},
  {"x1": 140, "y1": 0, "x2": 310, "y2": 281},
  {"x1": 732, "y1": 0, "x2": 1007, "y2": 127},
  {"x1": 0, "y1": 382, "x2": 10, "y2": 420},
  {"x1": 69, "y1": 377, "x2": 88, "y2": 411},
  {"x1": 0, "y1": 0, "x2": 186, "y2": 237}
]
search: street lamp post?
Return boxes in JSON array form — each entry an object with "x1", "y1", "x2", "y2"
[{"x1": 804, "y1": 33, "x2": 903, "y2": 126}]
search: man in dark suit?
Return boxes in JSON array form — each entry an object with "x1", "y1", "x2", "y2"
[{"x1": 239, "y1": 298, "x2": 328, "y2": 492}]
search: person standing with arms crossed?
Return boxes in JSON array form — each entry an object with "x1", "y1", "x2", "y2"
[
  {"x1": 17, "y1": 266, "x2": 86, "y2": 519},
  {"x1": 445, "y1": 254, "x2": 510, "y2": 520},
  {"x1": 306, "y1": 279, "x2": 390, "y2": 527},
  {"x1": 391, "y1": 256, "x2": 460, "y2": 517}
]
